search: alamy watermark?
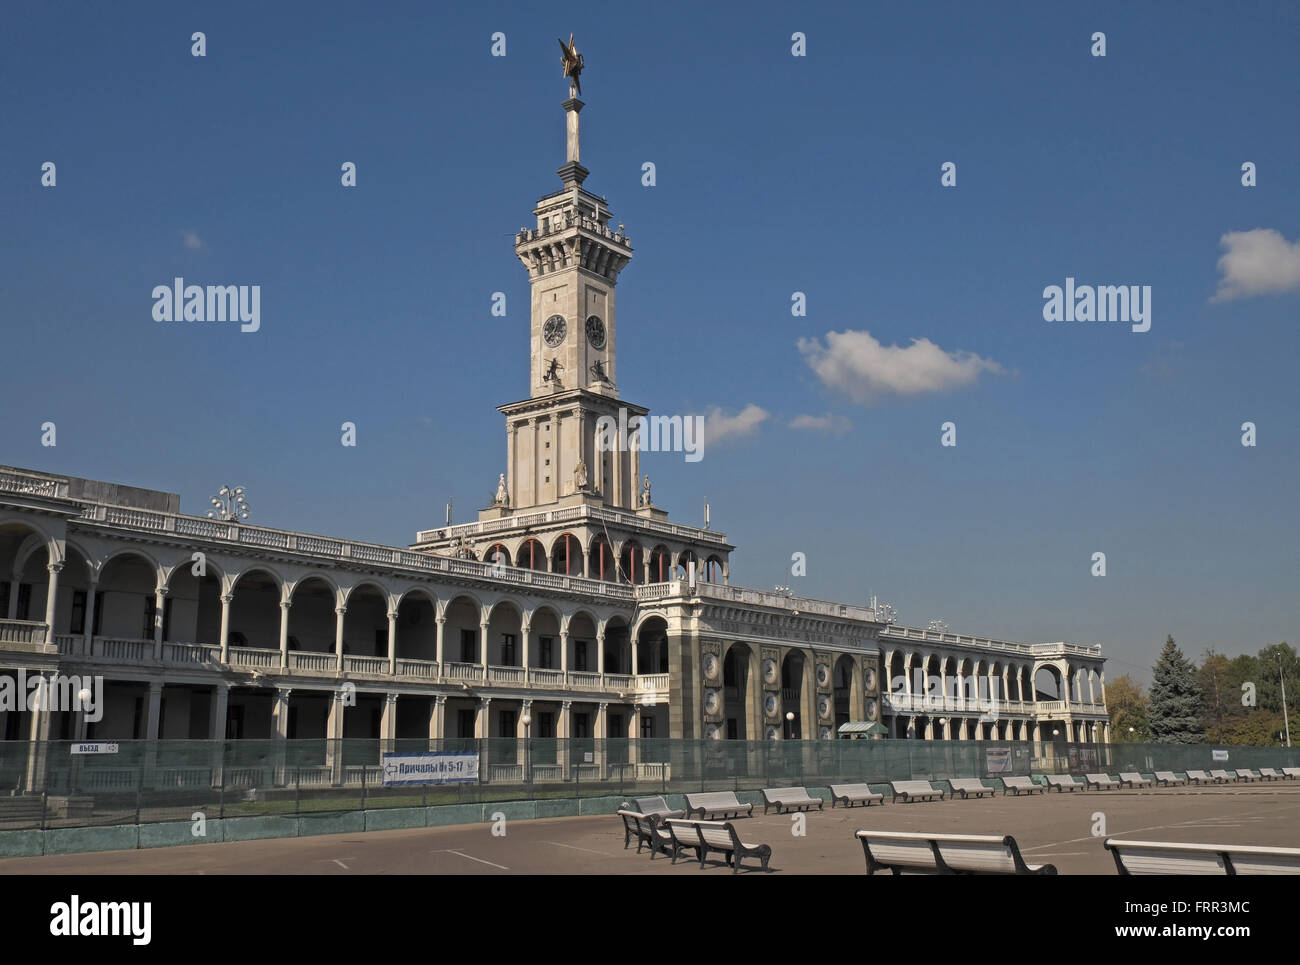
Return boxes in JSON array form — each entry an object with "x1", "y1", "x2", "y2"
[
  {"x1": 0, "y1": 670, "x2": 103, "y2": 721},
  {"x1": 1043, "y1": 277, "x2": 1150, "y2": 333},
  {"x1": 595, "y1": 407, "x2": 704, "y2": 463},
  {"x1": 152, "y1": 277, "x2": 260, "y2": 332}
]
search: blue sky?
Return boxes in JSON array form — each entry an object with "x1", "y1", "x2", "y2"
[{"x1": 4, "y1": 1, "x2": 1298, "y2": 683}]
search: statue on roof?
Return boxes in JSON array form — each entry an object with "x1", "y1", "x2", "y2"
[{"x1": 559, "y1": 33, "x2": 584, "y2": 96}]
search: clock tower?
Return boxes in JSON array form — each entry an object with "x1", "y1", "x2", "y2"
[{"x1": 494, "y1": 89, "x2": 645, "y2": 514}]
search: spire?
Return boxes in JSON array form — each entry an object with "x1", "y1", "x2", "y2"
[{"x1": 557, "y1": 96, "x2": 589, "y2": 188}]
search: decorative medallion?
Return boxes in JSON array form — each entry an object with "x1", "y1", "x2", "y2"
[
  {"x1": 817, "y1": 695, "x2": 831, "y2": 720},
  {"x1": 764, "y1": 693, "x2": 779, "y2": 717},
  {"x1": 762, "y1": 658, "x2": 778, "y2": 686},
  {"x1": 704, "y1": 723, "x2": 720, "y2": 741},
  {"x1": 865, "y1": 698, "x2": 878, "y2": 720},
  {"x1": 701, "y1": 651, "x2": 719, "y2": 682},
  {"x1": 819, "y1": 726, "x2": 832, "y2": 740},
  {"x1": 863, "y1": 666, "x2": 877, "y2": 693},
  {"x1": 816, "y1": 663, "x2": 830, "y2": 688},
  {"x1": 703, "y1": 688, "x2": 721, "y2": 715}
]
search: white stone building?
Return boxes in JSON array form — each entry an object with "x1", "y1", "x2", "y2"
[{"x1": 0, "y1": 90, "x2": 1108, "y2": 782}]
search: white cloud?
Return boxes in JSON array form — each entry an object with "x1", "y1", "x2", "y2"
[
  {"x1": 701, "y1": 404, "x2": 769, "y2": 446},
  {"x1": 1212, "y1": 227, "x2": 1300, "y2": 301},
  {"x1": 182, "y1": 230, "x2": 205, "y2": 250},
  {"x1": 789, "y1": 413, "x2": 852, "y2": 435},
  {"x1": 797, "y1": 330, "x2": 1005, "y2": 404}
]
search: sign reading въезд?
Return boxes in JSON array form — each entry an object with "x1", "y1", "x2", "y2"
[{"x1": 381, "y1": 752, "x2": 479, "y2": 786}]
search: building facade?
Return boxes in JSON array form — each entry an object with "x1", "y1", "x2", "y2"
[{"x1": 0, "y1": 90, "x2": 1108, "y2": 783}]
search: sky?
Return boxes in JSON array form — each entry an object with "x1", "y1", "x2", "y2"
[{"x1": 3, "y1": 1, "x2": 1298, "y2": 684}]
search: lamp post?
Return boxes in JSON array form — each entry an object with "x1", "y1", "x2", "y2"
[
  {"x1": 207, "y1": 485, "x2": 250, "y2": 521},
  {"x1": 785, "y1": 710, "x2": 795, "y2": 741},
  {"x1": 1275, "y1": 648, "x2": 1291, "y2": 748}
]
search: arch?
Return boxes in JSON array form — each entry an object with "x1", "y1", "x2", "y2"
[
  {"x1": 227, "y1": 566, "x2": 283, "y2": 650},
  {"x1": 396, "y1": 585, "x2": 439, "y2": 609},
  {"x1": 1033, "y1": 663, "x2": 1064, "y2": 701},
  {"x1": 485, "y1": 599, "x2": 524, "y2": 667},
  {"x1": 647, "y1": 544, "x2": 671, "y2": 583},
  {"x1": 395, "y1": 588, "x2": 437, "y2": 661},
  {"x1": 288, "y1": 575, "x2": 340, "y2": 654},
  {"x1": 833, "y1": 653, "x2": 859, "y2": 726},
  {"x1": 674, "y1": 549, "x2": 698, "y2": 581},
  {"x1": 549, "y1": 532, "x2": 582, "y2": 577},
  {"x1": 588, "y1": 534, "x2": 615, "y2": 582},
  {"x1": 602, "y1": 615, "x2": 631, "y2": 675},
  {"x1": 443, "y1": 594, "x2": 483, "y2": 665},
  {"x1": 164, "y1": 556, "x2": 223, "y2": 645},
  {"x1": 528, "y1": 604, "x2": 563, "y2": 669},
  {"x1": 635, "y1": 614, "x2": 669, "y2": 675},
  {"x1": 516, "y1": 538, "x2": 547, "y2": 572},
  {"x1": 722, "y1": 642, "x2": 757, "y2": 740},
  {"x1": 781, "y1": 650, "x2": 807, "y2": 739},
  {"x1": 702, "y1": 554, "x2": 725, "y2": 584},
  {"x1": 565, "y1": 610, "x2": 598, "y2": 673},
  {"x1": 484, "y1": 542, "x2": 512, "y2": 569},
  {"x1": 618, "y1": 539, "x2": 643, "y2": 586},
  {"x1": 97, "y1": 546, "x2": 164, "y2": 589}
]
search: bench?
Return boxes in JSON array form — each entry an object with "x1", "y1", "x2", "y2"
[
  {"x1": 1234, "y1": 769, "x2": 1259, "y2": 782},
  {"x1": 1001, "y1": 776, "x2": 1046, "y2": 796},
  {"x1": 1085, "y1": 773, "x2": 1120, "y2": 790},
  {"x1": 890, "y1": 780, "x2": 945, "y2": 803},
  {"x1": 666, "y1": 818, "x2": 771, "y2": 873},
  {"x1": 1284, "y1": 767, "x2": 1300, "y2": 780},
  {"x1": 1105, "y1": 838, "x2": 1300, "y2": 875},
  {"x1": 856, "y1": 830, "x2": 1055, "y2": 875},
  {"x1": 661, "y1": 818, "x2": 705, "y2": 864},
  {"x1": 830, "y1": 783, "x2": 885, "y2": 808},
  {"x1": 1118, "y1": 772, "x2": 1153, "y2": 789},
  {"x1": 949, "y1": 778, "x2": 995, "y2": 799},
  {"x1": 683, "y1": 791, "x2": 753, "y2": 820},
  {"x1": 1045, "y1": 774, "x2": 1085, "y2": 792},
  {"x1": 1186, "y1": 769, "x2": 1215, "y2": 785},
  {"x1": 1153, "y1": 770, "x2": 1188, "y2": 786},
  {"x1": 632, "y1": 795, "x2": 683, "y2": 820},
  {"x1": 761, "y1": 787, "x2": 825, "y2": 814},
  {"x1": 1258, "y1": 768, "x2": 1284, "y2": 781},
  {"x1": 617, "y1": 810, "x2": 671, "y2": 857},
  {"x1": 1210, "y1": 769, "x2": 1239, "y2": 783}
]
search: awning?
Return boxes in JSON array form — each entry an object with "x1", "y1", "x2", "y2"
[{"x1": 838, "y1": 721, "x2": 888, "y2": 735}]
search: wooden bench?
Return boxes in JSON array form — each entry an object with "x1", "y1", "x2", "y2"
[
  {"x1": 683, "y1": 791, "x2": 753, "y2": 820},
  {"x1": 1186, "y1": 769, "x2": 1215, "y2": 785},
  {"x1": 666, "y1": 818, "x2": 772, "y2": 873},
  {"x1": 1105, "y1": 838, "x2": 1300, "y2": 875},
  {"x1": 949, "y1": 778, "x2": 995, "y2": 799},
  {"x1": 1001, "y1": 776, "x2": 1046, "y2": 796},
  {"x1": 632, "y1": 795, "x2": 683, "y2": 820},
  {"x1": 856, "y1": 830, "x2": 1055, "y2": 875},
  {"x1": 1284, "y1": 767, "x2": 1300, "y2": 780},
  {"x1": 1045, "y1": 774, "x2": 1085, "y2": 792},
  {"x1": 617, "y1": 810, "x2": 671, "y2": 857},
  {"x1": 1234, "y1": 769, "x2": 1259, "y2": 782},
  {"x1": 661, "y1": 818, "x2": 705, "y2": 864},
  {"x1": 1210, "y1": 769, "x2": 1239, "y2": 783},
  {"x1": 1085, "y1": 773, "x2": 1119, "y2": 790},
  {"x1": 1118, "y1": 772, "x2": 1153, "y2": 788},
  {"x1": 890, "y1": 780, "x2": 945, "y2": 803},
  {"x1": 761, "y1": 787, "x2": 824, "y2": 814},
  {"x1": 1258, "y1": 768, "x2": 1284, "y2": 781},
  {"x1": 830, "y1": 783, "x2": 885, "y2": 808},
  {"x1": 1153, "y1": 770, "x2": 1188, "y2": 786}
]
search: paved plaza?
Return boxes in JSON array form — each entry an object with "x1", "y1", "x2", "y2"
[{"x1": 3, "y1": 782, "x2": 1299, "y2": 875}]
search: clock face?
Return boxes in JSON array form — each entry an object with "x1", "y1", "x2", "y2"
[
  {"x1": 543, "y1": 314, "x2": 567, "y2": 347},
  {"x1": 585, "y1": 314, "x2": 606, "y2": 349}
]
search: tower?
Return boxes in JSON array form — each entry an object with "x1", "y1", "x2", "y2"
[{"x1": 494, "y1": 88, "x2": 643, "y2": 514}]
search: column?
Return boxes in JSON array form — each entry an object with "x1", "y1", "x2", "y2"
[
  {"x1": 479, "y1": 616, "x2": 490, "y2": 679},
  {"x1": 334, "y1": 606, "x2": 347, "y2": 671},
  {"x1": 209, "y1": 682, "x2": 230, "y2": 787},
  {"x1": 44, "y1": 561, "x2": 63, "y2": 635},
  {"x1": 595, "y1": 701, "x2": 608, "y2": 779},
  {"x1": 326, "y1": 689, "x2": 346, "y2": 784},
  {"x1": 82, "y1": 578, "x2": 98, "y2": 656},
  {"x1": 24, "y1": 672, "x2": 53, "y2": 791},
  {"x1": 559, "y1": 629, "x2": 569, "y2": 678},
  {"x1": 941, "y1": 718, "x2": 952, "y2": 740},
  {"x1": 387, "y1": 609, "x2": 398, "y2": 675},
  {"x1": 521, "y1": 620, "x2": 531, "y2": 684},
  {"x1": 219, "y1": 593, "x2": 233, "y2": 662},
  {"x1": 428, "y1": 695, "x2": 446, "y2": 744},
  {"x1": 279, "y1": 600, "x2": 291, "y2": 669},
  {"x1": 435, "y1": 615, "x2": 446, "y2": 668},
  {"x1": 559, "y1": 700, "x2": 572, "y2": 780},
  {"x1": 151, "y1": 585, "x2": 167, "y2": 661},
  {"x1": 380, "y1": 693, "x2": 398, "y2": 753},
  {"x1": 923, "y1": 717, "x2": 934, "y2": 740},
  {"x1": 474, "y1": 697, "x2": 491, "y2": 738},
  {"x1": 146, "y1": 681, "x2": 164, "y2": 740},
  {"x1": 272, "y1": 686, "x2": 292, "y2": 785},
  {"x1": 518, "y1": 699, "x2": 533, "y2": 774},
  {"x1": 630, "y1": 631, "x2": 639, "y2": 677},
  {"x1": 596, "y1": 631, "x2": 606, "y2": 679}
]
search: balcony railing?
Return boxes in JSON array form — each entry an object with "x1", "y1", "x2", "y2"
[
  {"x1": 0, "y1": 619, "x2": 52, "y2": 652},
  {"x1": 344, "y1": 656, "x2": 389, "y2": 675},
  {"x1": 162, "y1": 642, "x2": 221, "y2": 666},
  {"x1": 289, "y1": 652, "x2": 335, "y2": 673},
  {"x1": 228, "y1": 647, "x2": 278, "y2": 669}
]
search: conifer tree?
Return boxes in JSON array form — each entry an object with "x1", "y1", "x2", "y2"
[{"x1": 1148, "y1": 635, "x2": 1203, "y2": 743}]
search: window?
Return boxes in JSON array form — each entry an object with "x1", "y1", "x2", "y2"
[
  {"x1": 92, "y1": 591, "x2": 103, "y2": 635},
  {"x1": 641, "y1": 716, "x2": 655, "y2": 739},
  {"x1": 143, "y1": 596, "x2": 156, "y2": 640},
  {"x1": 499, "y1": 710, "x2": 516, "y2": 738},
  {"x1": 16, "y1": 584, "x2": 31, "y2": 621},
  {"x1": 574, "y1": 640, "x2": 588, "y2": 672},
  {"x1": 0, "y1": 582, "x2": 8, "y2": 617},
  {"x1": 539, "y1": 636, "x2": 553, "y2": 668},
  {"x1": 163, "y1": 597, "x2": 173, "y2": 641},
  {"x1": 500, "y1": 633, "x2": 516, "y2": 665},
  {"x1": 460, "y1": 628, "x2": 476, "y2": 663},
  {"x1": 573, "y1": 713, "x2": 589, "y2": 739},
  {"x1": 457, "y1": 708, "x2": 475, "y2": 739},
  {"x1": 70, "y1": 590, "x2": 87, "y2": 634},
  {"x1": 538, "y1": 712, "x2": 555, "y2": 738}
]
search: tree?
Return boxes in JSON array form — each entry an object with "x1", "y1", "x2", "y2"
[
  {"x1": 1199, "y1": 650, "x2": 1244, "y2": 743},
  {"x1": 1106, "y1": 675, "x2": 1150, "y2": 741},
  {"x1": 1148, "y1": 635, "x2": 1203, "y2": 743},
  {"x1": 1223, "y1": 710, "x2": 1286, "y2": 747}
]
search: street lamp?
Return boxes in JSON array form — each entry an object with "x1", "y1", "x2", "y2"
[
  {"x1": 1274, "y1": 648, "x2": 1291, "y2": 748},
  {"x1": 785, "y1": 710, "x2": 795, "y2": 740},
  {"x1": 521, "y1": 712, "x2": 532, "y2": 787},
  {"x1": 207, "y1": 485, "x2": 250, "y2": 521}
]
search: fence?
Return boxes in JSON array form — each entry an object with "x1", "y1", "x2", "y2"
[{"x1": 1, "y1": 738, "x2": 1296, "y2": 831}]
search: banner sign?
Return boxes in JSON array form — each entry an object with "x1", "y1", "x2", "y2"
[
  {"x1": 985, "y1": 747, "x2": 1012, "y2": 773},
  {"x1": 1212, "y1": 749, "x2": 1229, "y2": 762},
  {"x1": 381, "y1": 752, "x2": 479, "y2": 786},
  {"x1": 70, "y1": 743, "x2": 119, "y2": 755}
]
